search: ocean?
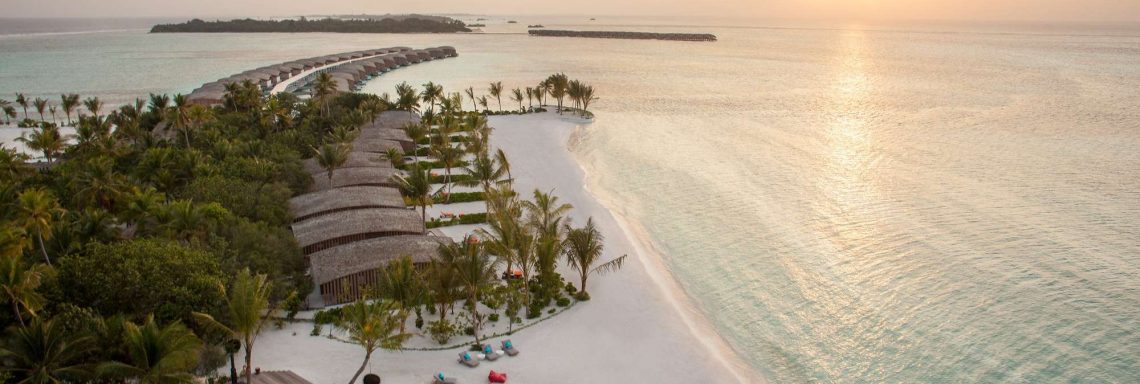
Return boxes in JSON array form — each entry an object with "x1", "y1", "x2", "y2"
[{"x1": 3, "y1": 16, "x2": 1139, "y2": 382}]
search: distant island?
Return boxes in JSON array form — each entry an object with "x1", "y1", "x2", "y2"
[
  {"x1": 529, "y1": 29, "x2": 716, "y2": 42},
  {"x1": 150, "y1": 16, "x2": 471, "y2": 33}
]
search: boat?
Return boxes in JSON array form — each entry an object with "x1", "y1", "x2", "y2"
[
  {"x1": 507, "y1": 20, "x2": 518, "y2": 24},
  {"x1": 528, "y1": 24, "x2": 545, "y2": 28}
]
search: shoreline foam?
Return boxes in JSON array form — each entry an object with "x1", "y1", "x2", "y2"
[{"x1": 568, "y1": 123, "x2": 764, "y2": 383}]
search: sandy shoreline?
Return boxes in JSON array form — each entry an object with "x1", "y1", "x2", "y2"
[{"x1": 250, "y1": 110, "x2": 759, "y2": 383}]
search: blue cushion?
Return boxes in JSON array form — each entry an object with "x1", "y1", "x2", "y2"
[
  {"x1": 438, "y1": 373, "x2": 445, "y2": 380},
  {"x1": 463, "y1": 352, "x2": 470, "y2": 360},
  {"x1": 484, "y1": 345, "x2": 492, "y2": 353},
  {"x1": 505, "y1": 341, "x2": 513, "y2": 349}
]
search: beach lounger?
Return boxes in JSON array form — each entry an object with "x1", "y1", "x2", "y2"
[
  {"x1": 457, "y1": 351, "x2": 479, "y2": 368},
  {"x1": 482, "y1": 345, "x2": 501, "y2": 361},
  {"x1": 432, "y1": 372, "x2": 458, "y2": 384},
  {"x1": 501, "y1": 340, "x2": 519, "y2": 356}
]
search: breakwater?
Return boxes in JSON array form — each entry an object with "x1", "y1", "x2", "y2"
[{"x1": 529, "y1": 29, "x2": 716, "y2": 41}]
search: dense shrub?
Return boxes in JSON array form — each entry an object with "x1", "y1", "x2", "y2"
[{"x1": 58, "y1": 239, "x2": 224, "y2": 323}]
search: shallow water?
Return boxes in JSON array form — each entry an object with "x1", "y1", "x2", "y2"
[{"x1": 3, "y1": 17, "x2": 1140, "y2": 382}]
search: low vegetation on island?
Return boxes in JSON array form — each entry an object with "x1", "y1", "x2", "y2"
[{"x1": 151, "y1": 16, "x2": 471, "y2": 34}]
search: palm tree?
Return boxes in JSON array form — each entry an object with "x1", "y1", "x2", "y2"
[
  {"x1": 523, "y1": 189, "x2": 574, "y2": 239},
  {"x1": 375, "y1": 256, "x2": 425, "y2": 332},
  {"x1": 336, "y1": 299, "x2": 411, "y2": 384},
  {"x1": 48, "y1": 105, "x2": 58, "y2": 126},
  {"x1": 0, "y1": 318, "x2": 94, "y2": 383},
  {"x1": 312, "y1": 72, "x2": 337, "y2": 116},
  {"x1": 148, "y1": 93, "x2": 171, "y2": 115},
  {"x1": 161, "y1": 200, "x2": 209, "y2": 243},
  {"x1": 384, "y1": 148, "x2": 405, "y2": 169},
  {"x1": 394, "y1": 82, "x2": 420, "y2": 112},
  {"x1": 393, "y1": 165, "x2": 434, "y2": 231},
  {"x1": 83, "y1": 96, "x2": 103, "y2": 121},
  {"x1": 537, "y1": 80, "x2": 551, "y2": 106},
  {"x1": 186, "y1": 104, "x2": 215, "y2": 145},
  {"x1": 98, "y1": 316, "x2": 202, "y2": 384},
  {"x1": 567, "y1": 80, "x2": 583, "y2": 111},
  {"x1": 421, "y1": 82, "x2": 444, "y2": 116},
  {"x1": 0, "y1": 252, "x2": 52, "y2": 327},
  {"x1": 425, "y1": 258, "x2": 462, "y2": 319},
  {"x1": 460, "y1": 154, "x2": 503, "y2": 193},
  {"x1": 477, "y1": 96, "x2": 489, "y2": 112},
  {"x1": 313, "y1": 143, "x2": 351, "y2": 182},
  {"x1": 15, "y1": 124, "x2": 66, "y2": 163},
  {"x1": 166, "y1": 94, "x2": 193, "y2": 147},
  {"x1": 488, "y1": 82, "x2": 503, "y2": 112},
  {"x1": 60, "y1": 94, "x2": 79, "y2": 126},
  {"x1": 192, "y1": 269, "x2": 279, "y2": 384},
  {"x1": 464, "y1": 86, "x2": 477, "y2": 112},
  {"x1": 494, "y1": 148, "x2": 513, "y2": 186},
  {"x1": 510, "y1": 88, "x2": 524, "y2": 112},
  {"x1": 3, "y1": 103, "x2": 16, "y2": 125},
  {"x1": 580, "y1": 84, "x2": 597, "y2": 115},
  {"x1": 401, "y1": 122, "x2": 428, "y2": 163},
  {"x1": 441, "y1": 241, "x2": 499, "y2": 347},
  {"x1": 563, "y1": 218, "x2": 627, "y2": 297},
  {"x1": 32, "y1": 98, "x2": 48, "y2": 123},
  {"x1": 15, "y1": 188, "x2": 64, "y2": 265},
  {"x1": 432, "y1": 141, "x2": 466, "y2": 200},
  {"x1": 525, "y1": 87, "x2": 535, "y2": 110},
  {"x1": 15, "y1": 93, "x2": 29, "y2": 120},
  {"x1": 547, "y1": 73, "x2": 569, "y2": 114}
]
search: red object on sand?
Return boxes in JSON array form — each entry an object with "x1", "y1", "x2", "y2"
[{"x1": 488, "y1": 370, "x2": 507, "y2": 383}]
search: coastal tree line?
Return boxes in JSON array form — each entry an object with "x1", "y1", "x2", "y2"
[{"x1": 150, "y1": 17, "x2": 471, "y2": 34}]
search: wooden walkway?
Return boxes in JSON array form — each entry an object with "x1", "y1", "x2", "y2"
[{"x1": 247, "y1": 371, "x2": 313, "y2": 384}]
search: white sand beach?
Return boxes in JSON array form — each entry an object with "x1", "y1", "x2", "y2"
[{"x1": 251, "y1": 110, "x2": 759, "y2": 383}]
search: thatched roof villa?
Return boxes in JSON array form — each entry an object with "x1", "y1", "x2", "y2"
[
  {"x1": 289, "y1": 186, "x2": 407, "y2": 222},
  {"x1": 291, "y1": 207, "x2": 424, "y2": 254},
  {"x1": 301, "y1": 151, "x2": 391, "y2": 175},
  {"x1": 309, "y1": 235, "x2": 449, "y2": 305},
  {"x1": 308, "y1": 166, "x2": 401, "y2": 191}
]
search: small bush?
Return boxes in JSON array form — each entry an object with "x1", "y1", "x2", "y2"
[
  {"x1": 488, "y1": 313, "x2": 500, "y2": 322},
  {"x1": 576, "y1": 291, "x2": 591, "y2": 301},
  {"x1": 310, "y1": 324, "x2": 321, "y2": 336},
  {"x1": 556, "y1": 297, "x2": 571, "y2": 307},
  {"x1": 428, "y1": 319, "x2": 456, "y2": 345},
  {"x1": 415, "y1": 316, "x2": 424, "y2": 329},
  {"x1": 565, "y1": 284, "x2": 577, "y2": 295},
  {"x1": 463, "y1": 326, "x2": 475, "y2": 336},
  {"x1": 548, "y1": 308, "x2": 556, "y2": 314}
]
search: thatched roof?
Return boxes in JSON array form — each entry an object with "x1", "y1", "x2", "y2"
[
  {"x1": 415, "y1": 51, "x2": 433, "y2": 61},
  {"x1": 308, "y1": 166, "x2": 401, "y2": 192},
  {"x1": 302, "y1": 151, "x2": 391, "y2": 175},
  {"x1": 353, "y1": 138, "x2": 404, "y2": 153},
  {"x1": 359, "y1": 125, "x2": 412, "y2": 144},
  {"x1": 309, "y1": 235, "x2": 448, "y2": 286},
  {"x1": 375, "y1": 110, "x2": 420, "y2": 128},
  {"x1": 289, "y1": 186, "x2": 406, "y2": 221},
  {"x1": 291, "y1": 208, "x2": 424, "y2": 253}
]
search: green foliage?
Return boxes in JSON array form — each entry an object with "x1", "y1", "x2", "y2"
[
  {"x1": 428, "y1": 173, "x2": 473, "y2": 184},
  {"x1": 179, "y1": 175, "x2": 293, "y2": 226},
  {"x1": 575, "y1": 291, "x2": 591, "y2": 301},
  {"x1": 427, "y1": 319, "x2": 456, "y2": 345},
  {"x1": 556, "y1": 297, "x2": 571, "y2": 307},
  {"x1": 432, "y1": 192, "x2": 484, "y2": 204},
  {"x1": 488, "y1": 313, "x2": 500, "y2": 322},
  {"x1": 426, "y1": 212, "x2": 488, "y2": 229},
  {"x1": 58, "y1": 239, "x2": 223, "y2": 323}
]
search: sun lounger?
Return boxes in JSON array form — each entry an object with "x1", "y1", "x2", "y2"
[
  {"x1": 501, "y1": 340, "x2": 519, "y2": 356},
  {"x1": 457, "y1": 351, "x2": 479, "y2": 368},
  {"x1": 482, "y1": 345, "x2": 501, "y2": 361},
  {"x1": 432, "y1": 372, "x2": 458, "y2": 384}
]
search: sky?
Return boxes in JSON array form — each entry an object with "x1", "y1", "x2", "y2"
[{"x1": 4, "y1": 0, "x2": 1140, "y2": 23}]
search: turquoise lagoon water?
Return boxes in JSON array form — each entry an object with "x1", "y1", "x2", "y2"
[{"x1": 2, "y1": 17, "x2": 1139, "y2": 382}]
